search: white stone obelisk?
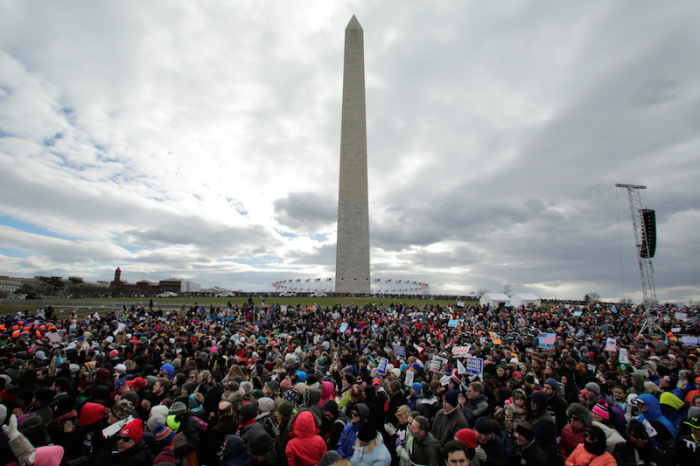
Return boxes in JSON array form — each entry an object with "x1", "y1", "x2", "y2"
[{"x1": 335, "y1": 15, "x2": 370, "y2": 294}]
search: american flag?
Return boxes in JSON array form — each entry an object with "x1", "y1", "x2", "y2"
[
  {"x1": 305, "y1": 279, "x2": 310, "y2": 282},
  {"x1": 374, "y1": 279, "x2": 380, "y2": 283},
  {"x1": 386, "y1": 279, "x2": 391, "y2": 283},
  {"x1": 396, "y1": 280, "x2": 402, "y2": 284},
  {"x1": 363, "y1": 278, "x2": 369, "y2": 282},
  {"x1": 315, "y1": 278, "x2": 321, "y2": 282},
  {"x1": 326, "y1": 278, "x2": 332, "y2": 282}
]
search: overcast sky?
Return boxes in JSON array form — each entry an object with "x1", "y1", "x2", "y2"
[{"x1": 1, "y1": 1, "x2": 698, "y2": 303}]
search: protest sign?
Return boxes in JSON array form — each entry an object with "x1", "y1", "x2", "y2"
[
  {"x1": 452, "y1": 346, "x2": 471, "y2": 357},
  {"x1": 538, "y1": 333, "x2": 556, "y2": 350},
  {"x1": 339, "y1": 322, "x2": 348, "y2": 333},
  {"x1": 488, "y1": 332, "x2": 502, "y2": 344},
  {"x1": 393, "y1": 344, "x2": 406, "y2": 359},
  {"x1": 376, "y1": 358, "x2": 388, "y2": 375},
  {"x1": 448, "y1": 319, "x2": 460, "y2": 328},
  {"x1": 619, "y1": 348, "x2": 629, "y2": 364},
  {"x1": 405, "y1": 370, "x2": 414, "y2": 387},
  {"x1": 605, "y1": 337, "x2": 617, "y2": 352},
  {"x1": 466, "y1": 358, "x2": 483, "y2": 375}
]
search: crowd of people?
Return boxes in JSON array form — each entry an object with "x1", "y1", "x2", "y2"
[{"x1": 0, "y1": 300, "x2": 699, "y2": 466}]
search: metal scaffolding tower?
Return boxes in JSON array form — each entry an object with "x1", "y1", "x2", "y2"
[{"x1": 616, "y1": 184, "x2": 663, "y2": 338}]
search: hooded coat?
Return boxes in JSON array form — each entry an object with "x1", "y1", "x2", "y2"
[
  {"x1": 528, "y1": 391, "x2": 557, "y2": 465},
  {"x1": 285, "y1": 411, "x2": 327, "y2": 466},
  {"x1": 338, "y1": 404, "x2": 369, "y2": 458},
  {"x1": 659, "y1": 391, "x2": 687, "y2": 431},
  {"x1": 559, "y1": 403, "x2": 592, "y2": 464},
  {"x1": 636, "y1": 394, "x2": 676, "y2": 438},
  {"x1": 220, "y1": 435, "x2": 250, "y2": 466}
]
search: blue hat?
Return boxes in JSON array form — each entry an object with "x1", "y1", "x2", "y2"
[
  {"x1": 411, "y1": 382, "x2": 422, "y2": 395},
  {"x1": 545, "y1": 378, "x2": 559, "y2": 390},
  {"x1": 295, "y1": 370, "x2": 307, "y2": 382},
  {"x1": 412, "y1": 362, "x2": 422, "y2": 372},
  {"x1": 161, "y1": 363, "x2": 174, "y2": 377}
]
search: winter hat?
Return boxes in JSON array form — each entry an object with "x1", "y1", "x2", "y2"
[
  {"x1": 585, "y1": 382, "x2": 601, "y2": 396},
  {"x1": 33, "y1": 445, "x2": 64, "y2": 466},
  {"x1": 411, "y1": 382, "x2": 422, "y2": 395},
  {"x1": 79, "y1": 402, "x2": 106, "y2": 428},
  {"x1": 277, "y1": 401, "x2": 295, "y2": 418},
  {"x1": 592, "y1": 402, "x2": 610, "y2": 420},
  {"x1": 258, "y1": 397, "x2": 274, "y2": 415},
  {"x1": 357, "y1": 422, "x2": 378, "y2": 442},
  {"x1": 151, "y1": 405, "x2": 170, "y2": 419},
  {"x1": 266, "y1": 380, "x2": 280, "y2": 394},
  {"x1": 169, "y1": 401, "x2": 187, "y2": 416},
  {"x1": 280, "y1": 376, "x2": 293, "y2": 391},
  {"x1": 412, "y1": 362, "x2": 422, "y2": 372},
  {"x1": 515, "y1": 421, "x2": 536, "y2": 442},
  {"x1": 443, "y1": 390, "x2": 460, "y2": 408},
  {"x1": 153, "y1": 448, "x2": 176, "y2": 466},
  {"x1": 474, "y1": 416, "x2": 493, "y2": 435},
  {"x1": 544, "y1": 378, "x2": 559, "y2": 391},
  {"x1": 455, "y1": 428, "x2": 477, "y2": 448},
  {"x1": 240, "y1": 401, "x2": 258, "y2": 421},
  {"x1": 111, "y1": 400, "x2": 134, "y2": 420},
  {"x1": 119, "y1": 418, "x2": 143, "y2": 443},
  {"x1": 147, "y1": 414, "x2": 167, "y2": 433},
  {"x1": 160, "y1": 363, "x2": 174, "y2": 376}
]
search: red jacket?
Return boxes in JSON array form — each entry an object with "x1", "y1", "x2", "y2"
[
  {"x1": 285, "y1": 411, "x2": 327, "y2": 466},
  {"x1": 559, "y1": 423, "x2": 585, "y2": 464}
]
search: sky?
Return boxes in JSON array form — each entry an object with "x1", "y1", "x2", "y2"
[{"x1": 0, "y1": 1, "x2": 698, "y2": 303}]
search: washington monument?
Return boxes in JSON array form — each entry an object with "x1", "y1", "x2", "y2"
[{"x1": 335, "y1": 15, "x2": 370, "y2": 294}]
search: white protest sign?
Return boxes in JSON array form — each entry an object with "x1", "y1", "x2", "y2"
[
  {"x1": 619, "y1": 348, "x2": 629, "y2": 364},
  {"x1": 605, "y1": 337, "x2": 617, "y2": 352},
  {"x1": 456, "y1": 359, "x2": 466, "y2": 374},
  {"x1": 452, "y1": 346, "x2": 471, "y2": 357},
  {"x1": 404, "y1": 370, "x2": 414, "y2": 387},
  {"x1": 675, "y1": 312, "x2": 687, "y2": 320}
]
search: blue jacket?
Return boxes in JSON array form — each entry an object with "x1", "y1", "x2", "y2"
[{"x1": 636, "y1": 394, "x2": 677, "y2": 438}]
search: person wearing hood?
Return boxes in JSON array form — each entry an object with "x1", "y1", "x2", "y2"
[
  {"x1": 504, "y1": 388, "x2": 528, "y2": 444},
  {"x1": 669, "y1": 416, "x2": 700, "y2": 464},
  {"x1": 349, "y1": 422, "x2": 390, "y2": 466},
  {"x1": 559, "y1": 403, "x2": 593, "y2": 465},
  {"x1": 590, "y1": 420, "x2": 625, "y2": 454},
  {"x1": 338, "y1": 403, "x2": 369, "y2": 458},
  {"x1": 527, "y1": 391, "x2": 556, "y2": 465},
  {"x1": 612, "y1": 419, "x2": 666, "y2": 466},
  {"x1": 219, "y1": 435, "x2": 250, "y2": 466},
  {"x1": 407, "y1": 383, "x2": 423, "y2": 411},
  {"x1": 564, "y1": 425, "x2": 616, "y2": 466},
  {"x1": 659, "y1": 391, "x2": 687, "y2": 431},
  {"x1": 628, "y1": 371, "x2": 646, "y2": 396},
  {"x1": 635, "y1": 394, "x2": 677, "y2": 439},
  {"x1": 285, "y1": 410, "x2": 327, "y2": 466},
  {"x1": 321, "y1": 400, "x2": 349, "y2": 452}
]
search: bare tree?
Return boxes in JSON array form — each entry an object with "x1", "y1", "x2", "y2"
[
  {"x1": 503, "y1": 284, "x2": 512, "y2": 297},
  {"x1": 476, "y1": 288, "x2": 489, "y2": 298}
]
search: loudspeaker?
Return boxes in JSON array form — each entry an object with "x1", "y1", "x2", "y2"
[{"x1": 640, "y1": 209, "x2": 656, "y2": 258}]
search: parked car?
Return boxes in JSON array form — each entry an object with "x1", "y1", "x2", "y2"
[
  {"x1": 279, "y1": 292, "x2": 296, "y2": 297},
  {"x1": 215, "y1": 291, "x2": 235, "y2": 297},
  {"x1": 311, "y1": 292, "x2": 327, "y2": 297},
  {"x1": 157, "y1": 291, "x2": 178, "y2": 298}
]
